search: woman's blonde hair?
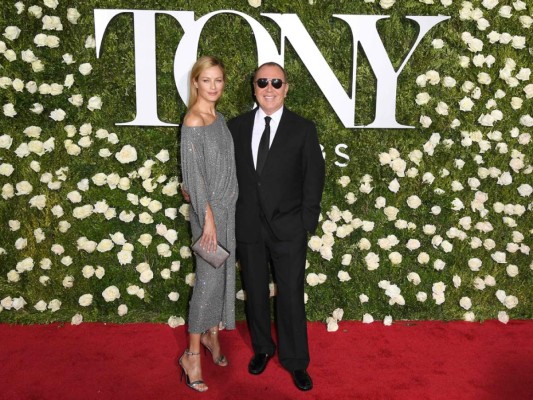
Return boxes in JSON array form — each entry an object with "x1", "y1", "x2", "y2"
[{"x1": 188, "y1": 55, "x2": 226, "y2": 109}]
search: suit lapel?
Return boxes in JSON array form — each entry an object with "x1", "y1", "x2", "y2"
[{"x1": 243, "y1": 109, "x2": 258, "y2": 177}]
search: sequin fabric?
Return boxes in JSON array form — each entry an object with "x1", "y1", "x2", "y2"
[{"x1": 180, "y1": 112, "x2": 238, "y2": 333}]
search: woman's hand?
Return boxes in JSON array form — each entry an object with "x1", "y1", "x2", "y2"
[
  {"x1": 180, "y1": 185, "x2": 190, "y2": 202},
  {"x1": 200, "y1": 205, "x2": 217, "y2": 252}
]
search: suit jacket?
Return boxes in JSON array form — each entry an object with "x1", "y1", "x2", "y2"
[{"x1": 228, "y1": 107, "x2": 325, "y2": 243}]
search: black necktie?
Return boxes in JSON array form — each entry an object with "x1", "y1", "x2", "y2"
[{"x1": 256, "y1": 116, "x2": 271, "y2": 174}]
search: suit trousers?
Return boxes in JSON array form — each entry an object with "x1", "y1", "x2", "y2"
[{"x1": 238, "y1": 219, "x2": 310, "y2": 372}]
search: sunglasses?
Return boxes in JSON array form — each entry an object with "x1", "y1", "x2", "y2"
[{"x1": 255, "y1": 78, "x2": 286, "y2": 89}]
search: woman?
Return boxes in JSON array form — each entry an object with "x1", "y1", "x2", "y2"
[{"x1": 179, "y1": 56, "x2": 238, "y2": 392}]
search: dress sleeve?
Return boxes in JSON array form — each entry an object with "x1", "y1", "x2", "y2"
[{"x1": 180, "y1": 128, "x2": 210, "y2": 228}]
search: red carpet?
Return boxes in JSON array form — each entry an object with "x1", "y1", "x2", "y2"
[{"x1": 0, "y1": 320, "x2": 531, "y2": 400}]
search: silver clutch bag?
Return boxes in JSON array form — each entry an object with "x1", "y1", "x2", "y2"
[{"x1": 191, "y1": 239, "x2": 230, "y2": 268}]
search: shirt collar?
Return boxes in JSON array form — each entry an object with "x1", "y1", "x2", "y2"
[{"x1": 257, "y1": 106, "x2": 284, "y2": 125}]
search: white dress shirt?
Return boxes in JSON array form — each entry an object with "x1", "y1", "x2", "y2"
[{"x1": 252, "y1": 107, "x2": 283, "y2": 168}]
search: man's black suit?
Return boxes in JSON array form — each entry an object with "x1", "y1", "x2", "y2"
[{"x1": 228, "y1": 107, "x2": 325, "y2": 371}]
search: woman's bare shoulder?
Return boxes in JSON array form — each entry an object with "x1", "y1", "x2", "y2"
[{"x1": 183, "y1": 111, "x2": 205, "y2": 127}]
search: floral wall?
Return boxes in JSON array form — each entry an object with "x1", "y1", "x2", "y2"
[{"x1": 0, "y1": 0, "x2": 531, "y2": 328}]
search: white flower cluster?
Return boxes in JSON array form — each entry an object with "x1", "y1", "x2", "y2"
[
  {"x1": 1, "y1": 0, "x2": 530, "y2": 329},
  {"x1": 378, "y1": 280, "x2": 405, "y2": 306},
  {"x1": 0, "y1": 4, "x2": 192, "y2": 324},
  {"x1": 326, "y1": 308, "x2": 344, "y2": 332}
]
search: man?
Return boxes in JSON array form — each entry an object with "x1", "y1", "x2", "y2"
[{"x1": 227, "y1": 62, "x2": 325, "y2": 391}]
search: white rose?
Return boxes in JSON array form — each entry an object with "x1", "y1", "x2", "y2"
[
  {"x1": 44, "y1": 35, "x2": 60, "y2": 48},
  {"x1": 96, "y1": 239, "x2": 114, "y2": 253},
  {"x1": 135, "y1": 233, "x2": 152, "y2": 248},
  {"x1": 44, "y1": 0, "x2": 59, "y2": 9},
  {"x1": 497, "y1": 311, "x2": 509, "y2": 324},
  {"x1": 7, "y1": 270, "x2": 20, "y2": 282},
  {"x1": 4, "y1": 49, "x2": 16, "y2": 61},
  {"x1": 326, "y1": 317, "x2": 339, "y2": 332},
  {"x1": 3, "y1": 103, "x2": 17, "y2": 117},
  {"x1": 477, "y1": 72, "x2": 491, "y2": 85},
  {"x1": 459, "y1": 97, "x2": 475, "y2": 111},
  {"x1": 79, "y1": 63, "x2": 93, "y2": 75},
  {"x1": 419, "y1": 115, "x2": 432, "y2": 128},
  {"x1": 117, "y1": 250, "x2": 133, "y2": 265},
  {"x1": 42, "y1": 16, "x2": 63, "y2": 31},
  {"x1": 3, "y1": 26, "x2": 21, "y2": 41},
  {"x1": 168, "y1": 316, "x2": 185, "y2": 328},
  {"x1": 79, "y1": 294, "x2": 93, "y2": 307},
  {"x1": 432, "y1": 39, "x2": 444, "y2": 49},
  {"x1": 524, "y1": 84, "x2": 533, "y2": 99},
  {"x1": 115, "y1": 145, "x2": 137, "y2": 164},
  {"x1": 157, "y1": 243, "x2": 172, "y2": 257},
  {"x1": 464, "y1": 312, "x2": 476, "y2": 322},
  {"x1": 117, "y1": 304, "x2": 128, "y2": 316},
  {"x1": 180, "y1": 246, "x2": 192, "y2": 259},
  {"x1": 435, "y1": 101, "x2": 448, "y2": 115},
  {"x1": 389, "y1": 252, "x2": 402, "y2": 265},
  {"x1": 94, "y1": 266, "x2": 105, "y2": 279},
  {"x1": 68, "y1": 94, "x2": 83, "y2": 107},
  {"x1": 168, "y1": 292, "x2": 180, "y2": 302},
  {"x1": 140, "y1": 269, "x2": 154, "y2": 283},
  {"x1": 185, "y1": 273, "x2": 195, "y2": 286},
  {"x1": 407, "y1": 272, "x2": 421, "y2": 285},
  {"x1": 433, "y1": 259, "x2": 446, "y2": 271},
  {"x1": 341, "y1": 254, "x2": 352, "y2": 266},
  {"x1": 425, "y1": 70, "x2": 440, "y2": 85},
  {"x1": 416, "y1": 292, "x2": 428, "y2": 302},
  {"x1": 119, "y1": 211, "x2": 135, "y2": 223},
  {"x1": 73, "y1": 205, "x2": 93, "y2": 219},
  {"x1": 102, "y1": 286, "x2": 120, "y2": 302},
  {"x1": 482, "y1": 0, "x2": 498, "y2": 10},
  {"x1": 28, "y1": 194, "x2": 46, "y2": 210},
  {"x1": 337, "y1": 175, "x2": 350, "y2": 187},
  {"x1": 61, "y1": 275, "x2": 74, "y2": 288},
  {"x1": 50, "y1": 108, "x2": 66, "y2": 121},
  {"x1": 337, "y1": 270, "x2": 351, "y2": 282},
  {"x1": 406, "y1": 195, "x2": 421, "y2": 209},
  {"x1": 506, "y1": 264, "x2": 519, "y2": 278},
  {"x1": 71, "y1": 313, "x2": 83, "y2": 325},
  {"x1": 519, "y1": 115, "x2": 533, "y2": 127},
  {"x1": 365, "y1": 252, "x2": 380, "y2": 270},
  {"x1": 388, "y1": 179, "x2": 400, "y2": 193},
  {"x1": 504, "y1": 295, "x2": 518, "y2": 309},
  {"x1": 383, "y1": 206, "x2": 399, "y2": 221},
  {"x1": 67, "y1": 8, "x2": 81, "y2": 24},
  {"x1": 362, "y1": 313, "x2": 374, "y2": 324},
  {"x1": 468, "y1": 38, "x2": 483, "y2": 52},
  {"x1": 379, "y1": 0, "x2": 395, "y2": 9},
  {"x1": 477, "y1": 18, "x2": 490, "y2": 30},
  {"x1": 87, "y1": 96, "x2": 102, "y2": 111},
  {"x1": 82, "y1": 265, "x2": 95, "y2": 278},
  {"x1": 415, "y1": 92, "x2": 431, "y2": 105},
  {"x1": 136, "y1": 212, "x2": 152, "y2": 225},
  {"x1": 459, "y1": 297, "x2": 472, "y2": 310},
  {"x1": 491, "y1": 251, "x2": 506, "y2": 264},
  {"x1": 517, "y1": 184, "x2": 532, "y2": 197},
  {"x1": 154, "y1": 149, "x2": 170, "y2": 163},
  {"x1": 358, "y1": 238, "x2": 371, "y2": 251},
  {"x1": 405, "y1": 239, "x2": 420, "y2": 251}
]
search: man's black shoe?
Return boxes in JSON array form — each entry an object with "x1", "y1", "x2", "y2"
[
  {"x1": 248, "y1": 353, "x2": 272, "y2": 375},
  {"x1": 292, "y1": 369, "x2": 313, "y2": 391}
]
